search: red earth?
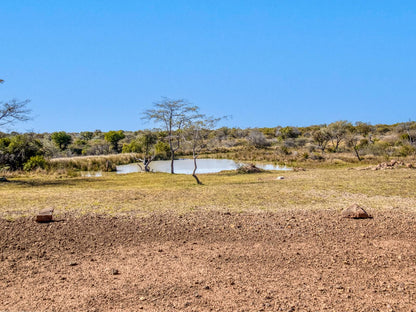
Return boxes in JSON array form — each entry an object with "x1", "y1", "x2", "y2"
[{"x1": 1, "y1": 210, "x2": 416, "y2": 311}]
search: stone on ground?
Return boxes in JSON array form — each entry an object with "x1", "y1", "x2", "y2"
[
  {"x1": 36, "y1": 208, "x2": 54, "y2": 223},
  {"x1": 342, "y1": 204, "x2": 371, "y2": 219}
]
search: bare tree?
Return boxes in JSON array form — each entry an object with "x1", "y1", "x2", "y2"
[
  {"x1": 1, "y1": 80, "x2": 30, "y2": 128},
  {"x1": 142, "y1": 98, "x2": 199, "y2": 174}
]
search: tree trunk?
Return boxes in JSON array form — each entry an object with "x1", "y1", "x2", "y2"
[
  {"x1": 354, "y1": 147, "x2": 362, "y2": 161},
  {"x1": 192, "y1": 156, "x2": 202, "y2": 185},
  {"x1": 335, "y1": 139, "x2": 341, "y2": 151},
  {"x1": 144, "y1": 157, "x2": 151, "y2": 172},
  {"x1": 139, "y1": 156, "x2": 154, "y2": 172},
  {"x1": 171, "y1": 150, "x2": 175, "y2": 174}
]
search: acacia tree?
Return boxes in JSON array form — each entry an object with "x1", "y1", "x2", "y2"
[
  {"x1": 0, "y1": 80, "x2": 30, "y2": 128},
  {"x1": 185, "y1": 116, "x2": 220, "y2": 184},
  {"x1": 346, "y1": 129, "x2": 366, "y2": 161},
  {"x1": 51, "y1": 131, "x2": 72, "y2": 150},
  {"x1": 327, "y1": 120, "x2": 352, "y2": 152},
  {"x1": 312, "y1": 127, "x2": 331, "y2": 153},
  {"x1": 137, "y1": 131, "x2": 158, "y2": 172},
  {"x1": 143, "y1": 98, "x2": 198, "y2": 174},
  {"x1": 104, "y1": 130, "x2": 125, "y2": 152},
  {"x1": 0, "y1": 80, "x2": 32, "y2": 178}
]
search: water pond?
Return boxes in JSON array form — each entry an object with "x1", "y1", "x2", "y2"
[{"x1": 116, "y1": 159, "x2": 291, "y2": 175}]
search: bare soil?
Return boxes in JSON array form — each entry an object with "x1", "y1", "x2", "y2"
[{"x1": 1, "y1": 210, "x2": 416, "y2": 311}]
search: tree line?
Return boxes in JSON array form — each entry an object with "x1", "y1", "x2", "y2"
[{"x1": 1, "y1": 79, "x2": 416, "y2": 178}]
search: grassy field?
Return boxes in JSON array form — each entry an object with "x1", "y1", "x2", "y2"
[{"x1": 1, "y1": 165, "x2": 416, "y2": 219}]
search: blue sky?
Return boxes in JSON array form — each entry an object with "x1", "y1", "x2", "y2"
[{"x1": 1, "y1": 1, "x2": 415, "y2": 133}]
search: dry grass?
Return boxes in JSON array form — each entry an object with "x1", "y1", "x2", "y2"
[
  {"x1": 1, "y1": 166, "x2": 416, "y2": 219},
  {"x1": 48, "y1": 153, "x2": 140, "y2": 172}
]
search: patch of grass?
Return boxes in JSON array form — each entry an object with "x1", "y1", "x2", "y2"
[
  {"x1": 48, "y1": 153, "x2": 141, "y2": 172},
  {"x1": 1, "y1": 167, "x2": 416, "y2": 219}
]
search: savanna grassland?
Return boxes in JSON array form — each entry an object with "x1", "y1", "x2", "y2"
[
  {"x1": 1, "y1": 166, "x2": 416, "y2": 219},
  {"x1": 2, "y1": 166, "x2": 416, "y2": 311}
]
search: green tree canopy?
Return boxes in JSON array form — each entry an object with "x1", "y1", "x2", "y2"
[
  {"x1": 104, "y1": 130, "x2": 125, "y2": 152},
  {"x1": 51, "y1": 131, "x2": 72, "y2": 150}
]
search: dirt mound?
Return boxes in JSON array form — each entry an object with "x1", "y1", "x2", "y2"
[{"x1": 2, "y1": 210, "x2": 416, "y2": 311}]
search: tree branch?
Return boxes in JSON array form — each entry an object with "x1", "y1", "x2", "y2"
[{"x1": 0, "y1": 99, "x2": 31, "y2": 127}]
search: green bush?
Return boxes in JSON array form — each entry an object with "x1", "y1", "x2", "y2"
[
  {"x1": 122, "y1": 140, "x2": 143, "y2": 153},
  {"x1": 24, "y1": 155, "x2": 47, "y2": 171},
  {"x1": 0, "y1": 134, "x2": 44, "y2": 170},
  {"x1": 154, "y1": 141, "x2": 171, "y2": 159}
]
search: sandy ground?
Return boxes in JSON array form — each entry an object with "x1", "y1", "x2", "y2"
[{"x1": 1, "y1": 209, "x2": 416, "y2": 311}]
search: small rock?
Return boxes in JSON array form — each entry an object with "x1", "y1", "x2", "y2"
[
  {"x1": 112, "y1": 269, "x2": 120, "y2": 275},
  {"x1": 36, "y1": 208, "x2": 54, "y2": 223},
  {"x1": 276, "y1": 176, "x2": 285, "y2": 180},
  {"x1": 69, "y1": 262, "x2": 78, "y2": 266},
  {"x1": 342, "y1": 204, "x2": 371, "y2": 219}
]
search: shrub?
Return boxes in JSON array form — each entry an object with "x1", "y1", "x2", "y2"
[
  {"x1": 154, "y1": 141, "x2": 171, "y2": 159},
  {"x1": 248, "y1": 130, "x2": 270, "y2": 148},
  {"x1": 397, "y1": 144, "x2": 416, "y2": 157},
  {"x1": 278, "y1": 126, "x2": 300, "y2": 140},
  {"x1": 24, "y1": 155, "x2": 47, "y2": 171},
  {"x1": 122, "y1": 140, "x2": 143, "y2": 153},
  {"x1": 278, "y1": 146, "x2": 290, "y2": 155},
  {"x1": 366, "y1": 141, "x2": 392, "y2": 156},
  {"x1": 0, "y1": 134, "x2": 44, "y2": 170}
]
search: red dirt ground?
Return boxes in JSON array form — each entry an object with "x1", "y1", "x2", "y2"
[{"x1": 1, "y1": 210, "x2": 416, "y2": 311}]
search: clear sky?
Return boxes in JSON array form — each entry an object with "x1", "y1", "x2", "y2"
[{"x1": 1, "y1": 1, "x2": 415, "y2": 133}]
